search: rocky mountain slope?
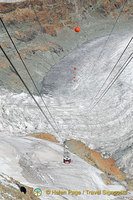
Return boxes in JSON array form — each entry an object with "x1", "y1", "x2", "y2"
[
  {"x1": 0, "y1": 0, "x2": 133, "y2": 93},
  {"x1": 0, "y1": 0, "x2": 133, "y2": 199}
]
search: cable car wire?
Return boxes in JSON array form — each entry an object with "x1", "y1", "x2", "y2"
[
  {"x1": 85, "y1": 0, "x2": 128, "y2": 105},
  {"x1": 90, "y1": 55, "x2": 133, "y2": 112},
  {"x1": 29, "y1": 0, "x2": 77, "y2": 142},
  {"x1": 0, "y1": 45, "x2": 60, "y2": 138},
  {"x1": 0, "y1": 17, "x2": 60, "y2": 133},
  {"x1": 75, "y1": 1, "x2": 128, "y2": 89},
  {"x1": 89, "y1": 52, "x2": 133, "y2": 112},
  {"x1": 97, "y1": 0, "x2": 128, "y2": 60},
  {"x1": 88, "y1": 36, "x2": 133, "y2": 109}
]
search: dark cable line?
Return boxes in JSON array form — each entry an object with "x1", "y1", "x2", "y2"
[
  {"x1": 76, "y1": 1, "x2": 128, "y2": 89},
  {"x1": 0, "y1": 17, "x2": 60, "y2": 133},
  {"x1": 0, "y1": 45, "x2": 59, "y2": 136},
  {"x1": 29, "y1": 1, "x2": 73, "y2": 137},
  {"x1": 89, "y1": 53, "x2": 133, "y2": 112},
  {"x1": 97, "y1": 0, "x2": 128, "y2": 60},
  {"x1": 85, "y1": 0, "x2": 128, "y2": 85},
  {"x1": 90, "y1": 57, "x2": 133, "y2": 112},
  {"x1": 90, "y1": 53, "x2": 133, "y2": 111},
  {"x1": 89, "y1": 36, "x2": 133, "y2": 109}
]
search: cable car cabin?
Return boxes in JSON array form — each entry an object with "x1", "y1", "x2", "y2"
[
  {"x1": 63, "y1": 143, "x2": 71, "y2": 164},
  {"x1": 63, "y1": 156, "x2": 71, "y2": 164}
]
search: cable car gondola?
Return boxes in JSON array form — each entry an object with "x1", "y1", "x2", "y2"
[{"x1": 63, "y1": 141, "x2": 71, "y2": 164}]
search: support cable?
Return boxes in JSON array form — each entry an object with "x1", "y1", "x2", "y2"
[
  {"x1": 76, "y1": 1, "x2": 128, "y2": 89},
  {"x1": 97, "y1": 0, "x2": 128, "y2": 60},
  {"x1": 88, "y1": 36, "x2": 133, "y2": 109},
  {"x1": 0, "y1": 45, "x2": 60, "y2": 138},
  {"x1": 89, "y1": 53, "x2": 133, "y2": 112},
  {"x1": 0, "y1": 17, "x2": 60, "y2": 133}
]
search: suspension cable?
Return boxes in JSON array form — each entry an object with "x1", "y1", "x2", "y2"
[
  {"x1": 84, "y1": 0, "x2": 128, "y2": 99},
  {"x1": 0, "y1": 45, "x2": 60, "y2": 138},
  {"x1": 88, "y1": 36, "x2": 133, "y2": 109},
  {"x1": 75, "y1": 1, "x2": 128, "y2": 89},
  {"x1": 97, "y1": 0, "x2": 128, "y2": 60},
  {"x1": 0, "y1": 17, "x2": 60, "y2": 132},
  {"x1": 89, "y1": 53, "x2": 133, "y2": 112}
]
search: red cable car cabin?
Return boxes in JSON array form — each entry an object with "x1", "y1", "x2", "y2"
[
  {"x1": 63, "y1": 144, "x2": 71, "y2": 164},
  {"x1": 63, "y1": 156, "x2": 71, "y2": 164}
]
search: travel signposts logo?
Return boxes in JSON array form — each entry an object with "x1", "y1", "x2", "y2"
[{"x1": 33, "y1": 188, "x2": 42, "y2": 197}]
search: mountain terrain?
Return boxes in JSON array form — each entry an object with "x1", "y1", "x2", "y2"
[{"x1": 0, "y1": 0, "x2": 133, "y2": 199}]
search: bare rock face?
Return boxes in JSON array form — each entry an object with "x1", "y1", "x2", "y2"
[
  {"x1": 0, "y1": 0, "x2": 133, "y2": 36},
  {"x1": 28, "y1": 132, "x2": 59, "y2": 142},
  {"x1": 0, "y1": 0, "x2": 78, "y2": 36},
  {"x1": 0, "y1": 0, "x2": 132, "y2": 94},
  {"x1": 66, "y1": 140, "x2": 126, "y2": 182},
  {"x1": 14, "y1": 30, "x2": 37, "y2": 42}
]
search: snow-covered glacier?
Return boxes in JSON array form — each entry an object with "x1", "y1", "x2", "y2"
[{"x1": 0, "y1": 20, "x2": 133, "y2": 199}]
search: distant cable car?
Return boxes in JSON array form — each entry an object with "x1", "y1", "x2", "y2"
[{"x1": 63, "y1": 141, "x2": 71, "y2": 164}]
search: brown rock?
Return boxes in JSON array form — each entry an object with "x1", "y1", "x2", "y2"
[
  {"x1": 28, "y1": 132, "x2": 59, "y2": 143},
  {"x1": 66, "y1": 140, "x2": 126, "y2": 182},
  {"x1": 43, "y1": 25, "x2": 57, "y2": 36},
  {"x1": 14, "y1": 30, "x2": 37, "y2": 42},
  {"x1": 0, "y1": 0, "x2": 132, "y2": 37},
  {"x1": 13, "y1": 41, "x2": 57, "y2": 58},
  {"x1": 101, "y1": 173, "x2": 112, "y2": 185}
]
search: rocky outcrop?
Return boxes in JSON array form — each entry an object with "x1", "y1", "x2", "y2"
[
  {"x1": 0, "y1": 173, "x2": 41, "y2": 199},
  {"x1": 0, "y1": 0, "x2": 133, "y2": 36},
  {"x1": 14, "y1": 30, "x2": 37, "y2": 42},
  {"x1": 65, "y1": 140, "x2": 126, "y2": 182},
  {"x1": 0, "y1": 0, "x2": 132, "y2": 93},
  {"x1": 28, "y1": 132, "x2": 59, "y2": 142},
  {"x1": 97, "y1": 0, "x2": 133, "y2": 17}
]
